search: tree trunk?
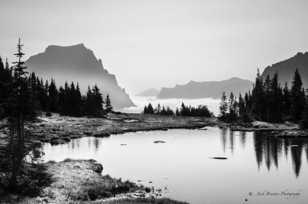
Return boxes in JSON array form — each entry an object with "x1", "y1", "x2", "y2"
[{"x1": 8, "y1": 114, "x2": 24, "y2": 191}]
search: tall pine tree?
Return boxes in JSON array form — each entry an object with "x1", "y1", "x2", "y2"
[
  {"x1": 219, "y1": 92, "x2": 228, "y2": 119},
  {"x1": 251, "y1": 69, "x2": 265, "y2": 120},
  {"x1": 5, "y1": 39, "x2": 36, "y2": 189},
  {"x1": 105, "y1": 94, "x2": 113, "y2": 113},
  {"x1": 290, "y1": 69, "x2": 305, "y2": 121},
  {"x1": 48, "y1": 79, "x2": 59, "y2": 112}
]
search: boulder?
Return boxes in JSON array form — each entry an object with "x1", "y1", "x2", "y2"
[
  {"x1": 92, "y1": 163, "x2": 103, "y2": 174},
  {"x1": 252, "y1": 121, "x2": 275, "y2": 129},
  {"x1": 153, "y1": 140, "x2": 166, "y2": 144}
]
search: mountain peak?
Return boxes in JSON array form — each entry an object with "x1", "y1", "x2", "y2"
[
  {"x1": 26, "y1": 44, "x2": 135, "y2": 109},
  {"x1": 295, "y1": 52, "x2": 304, "y2": 57},
  {"x1": 45, "y1": 43, "x2": 87, "y2": 52},
  {"x1": 262, "y1": 51, "x2": 308, "y2": 87}
]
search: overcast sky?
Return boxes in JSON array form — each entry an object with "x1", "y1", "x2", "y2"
[{"x1": 1, "y1": 0, "x2": 308, "y2": 94}]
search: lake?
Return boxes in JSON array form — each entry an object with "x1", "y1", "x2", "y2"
[{"x1": 42, "y1": 127, "x2": 308, "y2": 204}]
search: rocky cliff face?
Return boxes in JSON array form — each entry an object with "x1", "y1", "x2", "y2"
[
  {"x1": 157, "y1": 77, "x2": 253, "y2": 99},
  {"x1": 26, "y1": 43, "x2": 134, "y2": 109},
  {"x1": 262, "y1": 52, "x2": 308, "y2": 87}
]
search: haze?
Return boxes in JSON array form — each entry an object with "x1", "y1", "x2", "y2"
[{"x1": 1, "y1": 0, "x2": 308, "y2": 94}]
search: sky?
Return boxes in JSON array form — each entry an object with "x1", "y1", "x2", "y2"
[{"x1": 1, "y1": 0, "x2": 308, "y2": 94}]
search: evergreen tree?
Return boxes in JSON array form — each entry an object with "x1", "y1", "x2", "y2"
[
  {"x1": 165, "y1": 107, "x2": 174, "y2": 116},
  {"x1": 61, "y1": 82, "x2": 70, "y2": 115},
  {"x1": 84, "y1": 86, "x2": 93, "y2": 115},
  {"x1": 282, "y1": 82, "x2": 291, "y2": 119},
  {"x1": 290, "y1": 69, "x2": 305, "y2": 121},
  {"x1": 251, "y1": 69, "x2": 265, "y2": 120},
  {"x1": 93, "y1": 85, "x2": 104, "y2": 115},
  {"x1": 300, "y1": 100, "x2": 308, "y2": 129},
  {"x1": 175, "y1": 108, "x2": 180, "y2": 116},
  {"x1": 156, "y1": 104, "x2": 161, "y2": 114},
  {"x1": 67, "y1": 82, "x2": 82, "y2": 116},
  {"x1": 143, "y1": 105, "x2": 148, "y2": 114},
  {"x1": 48, "y1": 79, "x2": 59, "y2": 112},
  {"x1": 56, "y1": 82, "x2": 85, "y2": 116},
  {"x1": 161, "y1": 106, "x2": 166, "y2": 115},
  {"x1": 36, "y1": 79, "x2": 48, "y2": 111},
  {"x1": 144, "y1": 103, "x2": 154, "y2": 114},
  {"x1": 180, "y1": 102, "x2": 189, "y2": 116},
  {"x1": 143, "y1": 103, "x2": 175, "y2": 116},
  {"x1": 219, "y1": 92, "x2": 228, "y2": 119},
  {"x1": 74, "y1": 83, "x2": 83, "y2": 115},
  {"x1": 238, "y1": 94, "x2": 246, "y2": 120},
  {"x1": 84, "y1": 85, "x2": 104, "y2": 116},
  {"x1": 0, "y1": 57, "x2": 13, "y2": 117},
  {"x1": 105, "y1": 94, "x2": 113, "y2": 113},
  {"x1": 228, "y1": 92, "x2": 238, "y2": 121},
  {"x1": 5, "y1": 39, "x2": 37, "y2": 190},
  {"x1": 271, "y1": 73, "x2": 283, "y2": 122},
  {"x1": 244, "y1": 92, "x2": 252, "y2": 113},
  {"x1": 0, "y1": 57, "x2": 5, "y2": 116}
]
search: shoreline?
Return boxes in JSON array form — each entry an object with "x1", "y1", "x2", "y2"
[
  {"x1": 2, "y1": 159, "x2": 187, "y2": 204},
  {"x1": 227, "y1": 121, "x2": 308, "y2": 138},
  {"x1": 1, "y1": 112, "x2": 308, "y2": 203},
  {"x1": 25, "y1": 112, "x2": 218, "y2": 146},
  {"x1": 1, "y1": 112, "x2": 307, "y2": 148}
]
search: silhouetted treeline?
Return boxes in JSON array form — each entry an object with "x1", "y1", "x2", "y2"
[
  {"x1": 143, "y1": 102, "x2": 212, "y2": 117},
  {"x1": 176, "y1": 103, "x2": 212, "y2": 117},
  {"x1": 0, "y1": 60, "x2": 113, "y2": 118},
  {"x1": 219, "y1": 69, "x2": 308, "y2": 128},
  {"x1": 143, "y1": 103, "x2": 174, "y2": 116}
]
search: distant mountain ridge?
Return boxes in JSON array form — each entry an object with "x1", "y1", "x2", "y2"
[
  {"x1": 262, "y1": 52, "x2": 308, "y2": 87},
  {"x1": 137, "y1": 88, "x2": 160, "y2": 97},
  {"x1": 157, "y1": 77, "x2": 253, "y2": 99},
  {"x1": 26, "y1": 43, "x2": 134, "y2": 109}
]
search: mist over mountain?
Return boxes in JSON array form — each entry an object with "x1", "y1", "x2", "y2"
[
  {"x1": 26, "y1": 43, "x2": 134, "y2": 109},
  {"x1": 157, "y1": 77, "x2": 253, "y2": 99},
  {"x1": 137, "y1": 88, "x2": 160, "y2": 97},
  {"x1": 262, "y1": 52, "x2": 308, "y2": 87}
]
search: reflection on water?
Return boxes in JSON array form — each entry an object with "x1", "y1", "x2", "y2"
[
  {"x1": 43, "y1": 127, "x2": 308, "y2": 204},
  {"x1": 219, "y1": 128, "x2": 308, "y2": 178},
  {"x1": 254, "y1": 132, "x2": 308, "y2": 178}
]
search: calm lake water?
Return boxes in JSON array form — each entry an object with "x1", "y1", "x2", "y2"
[{"x1": 42, "y1": 127, "x2": 308, "y2": 204}]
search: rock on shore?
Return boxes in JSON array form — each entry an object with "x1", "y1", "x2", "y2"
[{"x1": 21, "y1": 159, "x2": 140, "y2": 203}]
